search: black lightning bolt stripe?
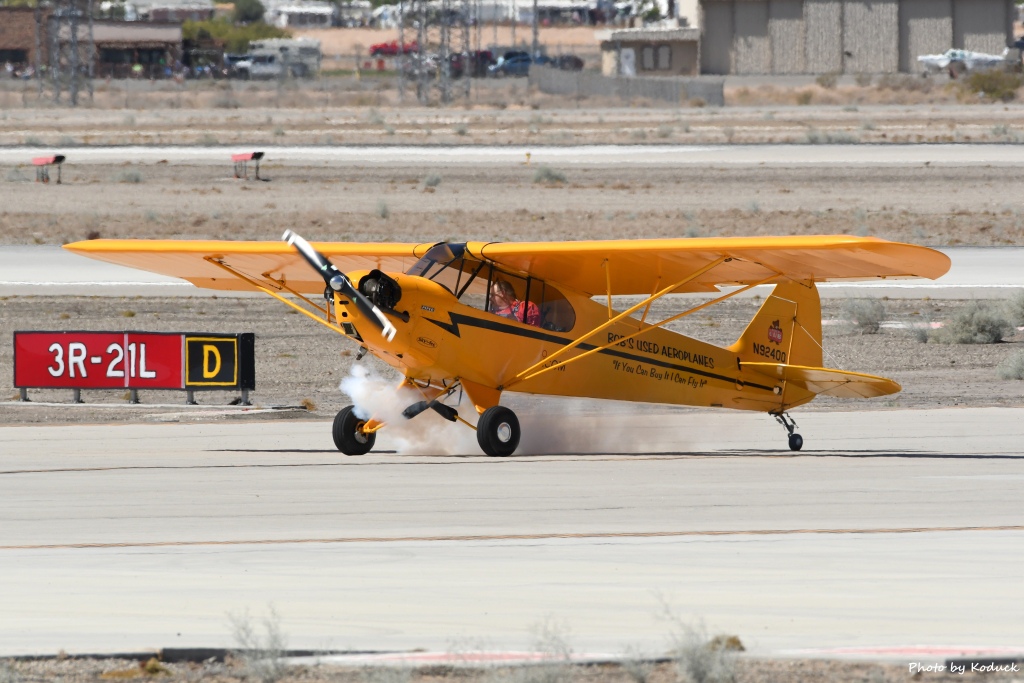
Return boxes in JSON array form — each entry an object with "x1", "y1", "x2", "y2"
[{"x1": 424, "y1": 312, "x2": 775, "y2": 392}]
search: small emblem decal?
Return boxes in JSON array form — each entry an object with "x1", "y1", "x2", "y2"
[
  {"x1": 768, "y1": 320, "x2": 783, "y2": 344},
  {"x1": 417, "y1": 336, "x2": 437, "y2": 349},
  {"x1": 421, "y1": 305, "x2": 435, "y2": 313}
]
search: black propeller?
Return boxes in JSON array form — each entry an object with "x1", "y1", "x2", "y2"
[{"x1": 283, "y1": 230, "x2": 397, "y2": 342}]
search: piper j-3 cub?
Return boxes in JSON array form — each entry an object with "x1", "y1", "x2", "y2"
[{"x1": 66, "y1": 234, "x2": 950, "y2": 456}]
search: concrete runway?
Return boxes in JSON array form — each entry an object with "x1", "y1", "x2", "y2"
[{"x1": 2, "y1": 406, "x2": 1023, "y2": 658}]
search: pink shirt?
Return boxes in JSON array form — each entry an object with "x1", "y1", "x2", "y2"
[{"x1": 494, "y1": 300, "x2": 541, "y2": 326}]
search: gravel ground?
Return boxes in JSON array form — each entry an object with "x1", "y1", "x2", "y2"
[{"x1": 3, "y1": 655, "x2": 1021, "y2": 683}]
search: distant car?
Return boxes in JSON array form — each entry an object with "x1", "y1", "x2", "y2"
[
  {"x1": 553, "y1": 54, "x2": 584, "y2": 71},
  {"x1": 369, "y1": 40, "x2": 418, "y2": 57},
  {"x1": 234, "y1": 54, "x2": 282, "y2": 80},
  {"x1": 488, "y1": 53, "x2": 533, "y2": 77}
]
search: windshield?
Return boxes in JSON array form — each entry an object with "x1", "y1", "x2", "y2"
[{"x1": 406, "y1": 243, "x2": 489, "y2": 300}]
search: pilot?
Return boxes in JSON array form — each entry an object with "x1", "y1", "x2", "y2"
[{"x1": 490, "y1": 279, "x2": 540, "y2": 326}]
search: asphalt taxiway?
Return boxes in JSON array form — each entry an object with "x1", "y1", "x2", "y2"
[{"x1": 1, "y1": 406, "x2": 1022, "y2": 658}]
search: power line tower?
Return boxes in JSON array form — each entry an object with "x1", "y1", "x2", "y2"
[
  {"x1": 398, "y1": 0, "x2": 475, "y2": 105},
  {"x1": 41, "y1": 0, "x2": 96, "y2": 106}
]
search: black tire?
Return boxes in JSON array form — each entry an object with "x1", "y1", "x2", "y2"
[
  {"x1": 476, "y1": 405, "x2": 520, "y2": 457},
  {"x1": 788, "y1": 433, "x2": 803, "y2": 452},
  {"x1": 333, "y1": 405, "x2": 375, "y2": 455}
]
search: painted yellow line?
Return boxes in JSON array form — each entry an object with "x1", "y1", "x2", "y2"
[{"x1": 3, "y1": 525, "x2": 1023, "y2": 551}]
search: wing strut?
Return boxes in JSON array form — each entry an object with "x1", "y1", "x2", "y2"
[
  {"x1": 503, "y1": 257, "x2": 766, "y2": 390},
  {"x1": 203, "y1": 256, "x2": 352, "y2": 338}
]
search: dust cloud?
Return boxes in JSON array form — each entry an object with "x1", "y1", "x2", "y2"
[{"x1": 340, "y1": 365, "x2": 694, "y2": 456}]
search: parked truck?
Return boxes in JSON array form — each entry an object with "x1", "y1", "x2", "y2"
[{"x1": 234, "y1": 38, "x2": 322, "y2": 79}]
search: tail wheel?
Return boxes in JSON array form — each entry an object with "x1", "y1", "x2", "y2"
[
  {"x1": 476, "y1": 406, "x2": 520, "y2": 457},
  {"x1": 333, "y1": 405, "x2": 375, "y2": 455},
  {"x1": 788, "y1": 433, "x2": 803, "y2": 451}
]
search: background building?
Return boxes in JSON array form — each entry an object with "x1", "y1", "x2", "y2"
[
  {"x1": 0, "y1": 7, "x2": 48, "y2": 69},
  {"x1": 598, "y1": 26, "x2": 701, "y2": 75},
  {"x1": 699, "y1": 0, "x2": 1015, "y2": 74}
]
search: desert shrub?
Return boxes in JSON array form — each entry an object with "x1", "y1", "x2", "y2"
[
  {"x1": 423, "y1": 173, "x2": 442, "y2": 188},
  {"x1": 360, "y1": 667, "x2": 411, "y2": 683},
  {"x1": 1003, "y1": 290, "x2": 1024, "y2": 327},
  {"x1": 376, "y1": 199, "x2": 389, "y2": 219},
  {"x1": 5, "y1": 167, "x2": 28, "y2": 183},
  {"x1": 672, "y1": 625, "x2": 742, "y2": 683},
  {"x1": 815, "y1": 71, "x2": 839, "y2": 89},
  {"x1": 619, "y1": 646, "x2": 655, "y2": 683},
  {"x1": 533, "y1": 166, "x2": 567, "y2": 185},
  {"x1": 212, "y1": 94, "x2": 240, "y2": 109},
  {"x1": 931, "y1": 302, "x2": 1012, "y2": 344},
  {"x1": 877, "y1": 74, "x2": 933, "y2": 93},
  {"x1": 842, "y1": 299, "x2": 886, "y2": 334},
  {"x1": 795, "y1": 90, "x2": 813, "y2": 105},
  {"x1": 229, "y1": 606, "x2": 288, "y2": 683},
  {"x1": 998, "y1": 350, "x2": 1024, "y2": 380},
  {"x1": 854, "y1": 72, "x2": 872, "y2": 87},
  {"x1": 116, "y1": 169, "x2": 143, "y2": 184},
  {"x1": 906, "y1": 321, "x2": 930, "y2": 343},
  {"x1": 962, "y1": 70, "x2": 1023, "y2": 102},
  {"x1": 453, "y1": 123, "x2": 468, "y2": 136}
]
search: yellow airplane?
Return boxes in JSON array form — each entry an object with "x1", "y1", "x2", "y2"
[{"x1": 65, "y1": 234, "x2": 950, "y2": 456}]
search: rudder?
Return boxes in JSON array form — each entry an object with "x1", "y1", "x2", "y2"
[{"x1": 729, "y1": 280, "x2": 823, "y2": 369}]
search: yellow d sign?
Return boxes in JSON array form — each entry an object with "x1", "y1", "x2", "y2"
[{"x1": 203, "y1": 345, "x2": 222, "y2": 378}]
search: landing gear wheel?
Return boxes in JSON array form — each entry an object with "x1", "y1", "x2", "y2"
[
  {"x1": 333, "y1": 405, "x2": 375, "y2": 455},
  {"x1": 476, "y1": 405, "x2": 520, "y2": 457},
  {"x1": 773, "y1": 412, "x2": 803, "y2": 451}
]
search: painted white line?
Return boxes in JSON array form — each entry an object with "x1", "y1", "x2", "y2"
[{"x1": 286, "y1": 651, "x2": 625, "y2": 667}]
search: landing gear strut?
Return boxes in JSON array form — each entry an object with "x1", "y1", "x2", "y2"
[{"x1": 773, "y1": 412, "x2": 803, "y2": 451}]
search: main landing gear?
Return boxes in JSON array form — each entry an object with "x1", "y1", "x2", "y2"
[
  {"x1": 332, "y1": 400, "x2": 523, "y2": 458},
  {"x1": 333, "y1": 405, "x2": 375, "y2": 455},
  {"x1": 773, "y1": 412, "x2": 803, "y2": 451},
  {"x1": 476, "y1": 405, "x2": 521, "y2": 457}
]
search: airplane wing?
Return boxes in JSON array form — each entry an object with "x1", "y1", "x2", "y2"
[
  {"x1": 64, "y1": 239, "x2": 431, "y2": 293},
  {"x1": 468, "y1": 235, "x2": 950, "y2": 296}
]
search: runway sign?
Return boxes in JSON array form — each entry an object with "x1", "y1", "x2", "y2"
[{"x1": 14, "y1": 331, "x2": 255, "y2": 391}]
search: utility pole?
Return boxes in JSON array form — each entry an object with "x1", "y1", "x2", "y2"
[{"x1": 531, "y1": 0, "x2": 538, "y2": 58}]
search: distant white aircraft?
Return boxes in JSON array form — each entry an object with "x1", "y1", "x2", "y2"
[{"x1": 917, "y1": 48, "x2": 1011, "y2": 77}]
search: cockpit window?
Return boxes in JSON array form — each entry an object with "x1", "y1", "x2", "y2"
[
  {"x1": 406, "y1": 243, "x2": 489, "y2": 300},
  {"x1": 407, "y1": 243, "x2": 575, "y2": 332}
]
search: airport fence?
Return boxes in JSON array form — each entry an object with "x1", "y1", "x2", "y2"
[{"x1": 529, "y1": 66, "x2": 724, "y2": 106}]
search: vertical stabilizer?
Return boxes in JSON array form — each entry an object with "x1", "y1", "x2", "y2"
[{"x1": 729, "y1": 280, "x2": 823, "y2": 369}]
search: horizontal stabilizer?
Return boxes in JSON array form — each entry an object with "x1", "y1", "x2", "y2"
[{"x1": 741, "y1": 362, "x2": 900, "y2": 399}]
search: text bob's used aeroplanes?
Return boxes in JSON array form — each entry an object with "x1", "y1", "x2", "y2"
[{"x1": 66, "y1": 234, "x2": 949, "y2": 456}]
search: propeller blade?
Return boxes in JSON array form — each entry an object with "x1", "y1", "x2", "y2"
[{"x1": 282, "y1": 230, "x2": 397, "y2": 342}]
